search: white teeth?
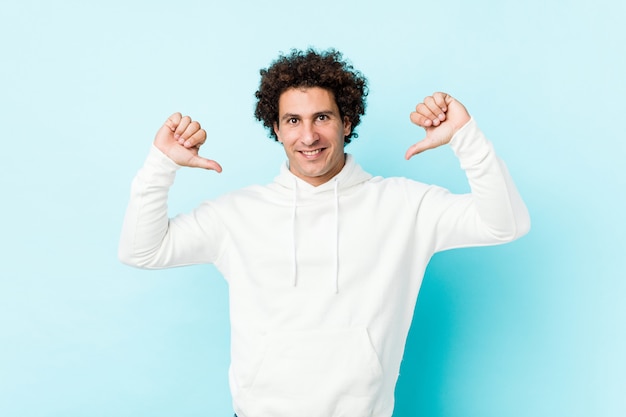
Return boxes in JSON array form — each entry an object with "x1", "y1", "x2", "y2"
[{"x1": 301, "y1": 149, "x2": 321, "y2": 156}]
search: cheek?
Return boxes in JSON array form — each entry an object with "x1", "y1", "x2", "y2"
[{"x1": 279, "y1": 133, "x2": 294, "y2": 146}]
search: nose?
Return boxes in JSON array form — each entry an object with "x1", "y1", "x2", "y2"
[{"x1": 300, "y1": 121, "x2": 319, "y2": 146}]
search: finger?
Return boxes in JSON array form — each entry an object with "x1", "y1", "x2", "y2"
[
  {"x1": 415, "y1": 101, "x2": 437, "y2": 119},
  {"x1": 414, "y1": 102, "x2": 440, "y2": 126},
  {"x1": 174, "y1": 116, "x2": 192, "y2": 141},
  {"x1": 404, "y1": 137, "x2": 435, "y2": 160},
  {"x1": 432, "y1": 92, "x2": 449, "y2": 113},
  {"x1": 183, "y1": 127, "x2": 207, "y2": 148},
  {"x1": 189, "y1": 155, "x2": 223, "y2": 173},
  {"x1": 164, "y1": 112, "x2": 182, "y2": 132},
  {"x1": 410, "y1": 110, "x2": 434, "y2": 128},
  {"x1": 423, "y1": 96, "x2": 446, "y2": 125},
  {"x1": 180, "y1": 121, "x2": 202, "y2": 145}
]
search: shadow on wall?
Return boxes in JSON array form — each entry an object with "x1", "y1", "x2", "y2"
[
  {"x1": 393, "y1": 256, "x2": 455, "y2": 417},
  {"x1": 392, "y1": 244, "x2": 527, "y2": 416}
]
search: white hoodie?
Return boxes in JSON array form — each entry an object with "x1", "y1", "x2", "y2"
[{"x1": 119, "y1": 118, "x2": 530, "y2": 417}]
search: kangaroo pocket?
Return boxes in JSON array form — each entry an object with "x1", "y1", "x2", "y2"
[{"x1": 240, "y1": 327, "x2": 383, "y2": 417}]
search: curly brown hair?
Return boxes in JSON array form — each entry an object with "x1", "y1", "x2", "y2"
[{"x1": 254, "y1": 48, "x2": 368, "y2": 145}]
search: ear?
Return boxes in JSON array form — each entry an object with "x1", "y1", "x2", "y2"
[
  {"x1": 273, "y1": 122, "x2": 282, "y2": 143},
  {"x1": 343, "y1": 116, "x2": 352, "y2": 138}
]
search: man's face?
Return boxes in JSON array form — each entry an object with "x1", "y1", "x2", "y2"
[{"x1": 273, "y1": 87, "x2": 351, "y2": 187}]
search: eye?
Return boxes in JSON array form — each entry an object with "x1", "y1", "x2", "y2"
[
  {"x1": 317, "y1": 114, "x2": 329, "y2": 121},
  {"x1": 288, "y1": 117, "x2": 298, "y2": 124}
]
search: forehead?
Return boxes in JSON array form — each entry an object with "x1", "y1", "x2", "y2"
[{"x1": 277, "y1": 87, "x2": 339, "y2": 115}]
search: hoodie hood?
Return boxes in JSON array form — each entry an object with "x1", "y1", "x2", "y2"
[
  {"x1": 273, "y1": 153, "x2": 373, "y2": 194},
  {"x1": 272, "y1": 154, "x2": 372, "y2": 293}
]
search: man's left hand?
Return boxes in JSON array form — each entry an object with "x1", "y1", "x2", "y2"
[{"x1": 405, "y1": 92, "x2": 471, "y2": 160}]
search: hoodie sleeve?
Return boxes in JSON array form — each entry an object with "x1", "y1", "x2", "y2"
[
  {"x1": 118, "y1": 145, "x2": 225, "y2": 269},
  {"x1": 420, "y1": 118, "x2": 531, "y2": 252}
]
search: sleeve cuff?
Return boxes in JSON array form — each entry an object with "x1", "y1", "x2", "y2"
[
  {"x1": 147, "y1": 144, "x2": 182, "y2": 172},
  {"x1": 448, "y1": 117, "x2": 494, "y2": 168}
]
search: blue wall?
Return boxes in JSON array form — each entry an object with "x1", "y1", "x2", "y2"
[{"x1": 1, "y1": 1, "x2": 624, "y2": 416}]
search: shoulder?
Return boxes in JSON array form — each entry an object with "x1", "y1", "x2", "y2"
[
  {"x1": 353, "y1": 175, "x2": 435, "y2": 208},
  {"x1": 210, "y1": 182, "x2": 289, "y2": 209},
  {"x1": 366, "y1": 174, "x2": 431, "y2": 191}
]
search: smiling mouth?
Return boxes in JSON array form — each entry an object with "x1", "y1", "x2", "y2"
[{"x1": 300, "y1": 149, "x2": 323, "y2": 156}]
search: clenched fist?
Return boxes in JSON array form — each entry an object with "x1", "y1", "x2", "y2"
[
  {"x1": 154, "y1": 112, "x2": 222, "y2": 172},
  {"x1": 405, "y1": 92, "x2": 471, "y2": 160}
]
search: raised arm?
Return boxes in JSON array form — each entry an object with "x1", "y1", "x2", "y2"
[
  {"x1": 118, "y1": 113, "x2": 224, "y2": 269},
  {"x1": 407, "y1": 93, "x2": 530, "y2": 250}
]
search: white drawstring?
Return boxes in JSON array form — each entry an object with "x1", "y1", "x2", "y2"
[
  {"x1": 289, "y1": 177, "x2": 340, "y2": 294},
  {"x1": 291, "y1": 178, "x2": 298, "y2": 287},
  {"x1": 332, "y1": 178, "x2": 339, "y2": 294}
]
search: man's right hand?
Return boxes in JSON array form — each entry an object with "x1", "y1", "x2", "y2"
[{"x1": 154, "y1": 112, "x2": 223, "y2": 172}]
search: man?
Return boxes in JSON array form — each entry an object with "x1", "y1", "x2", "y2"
[{"x1": 119, "y1": 48, "x2": 530, "y2": 417}]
